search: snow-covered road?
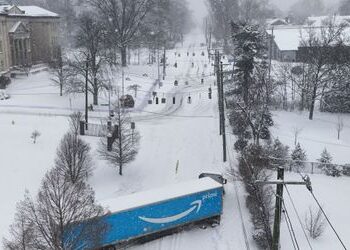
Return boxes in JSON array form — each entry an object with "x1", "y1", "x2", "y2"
[
  {"x1": 0, "y1": 28, "x2": 256, "y2": 249},
  {"x1": 87, "y1": 30, "x2": 256, "y2": 250}
]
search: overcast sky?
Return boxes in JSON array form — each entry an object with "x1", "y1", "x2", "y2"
[
  {"x1": 186, "y1": 0, "x2": 208, "y2": 26},
  {"x1": 186, "y1": 0, "x2": 342, "y2": 26},
  {"x1": 271, "y1": 0, "x2": 341, "y2": 11}
]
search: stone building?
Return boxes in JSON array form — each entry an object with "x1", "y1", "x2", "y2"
[{"x1": 0, "y1": 4, "x2": 60, "y2": 74}]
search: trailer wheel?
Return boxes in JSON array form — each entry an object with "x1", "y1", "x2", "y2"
[
  {"x1": 211, "y1": 222, "x2": 219, "y2": 228},
  {"x1": 199, "y1": 224, "x2": 207, "y2": 230}
]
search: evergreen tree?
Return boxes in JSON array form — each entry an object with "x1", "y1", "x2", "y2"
[
  {"x1": 229, "y1": 22, "x2": 273, "y2": 145},
  {"x1": 232, "y1": 22, "x2": 266, "y2": 106},
  {"x1": 318, "y1": 148, "x2": 341, "y2": 177},
  {"x1": 291, "y1": 143, "x2": 307, "y2": 171}
]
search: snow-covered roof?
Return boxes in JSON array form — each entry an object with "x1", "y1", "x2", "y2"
[
  {"x1": 266, "y1": 18, "x2": 288, "y2": 26},
  {"x1": 267, "y1": 26, "x2": 304, "y2": 51},
  {"x1": 101, "y1": 177, "x2": 223, "y2": 213},
  {"x1": 267, "y1": 24, "x2": 350, "y2": 51},
  {"x1": 0, "y1": 5, "x2": 59, "y2": 17}
]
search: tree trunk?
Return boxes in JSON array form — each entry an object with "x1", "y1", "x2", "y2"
[
  {"x1": 119, "y1": 164, "x2": 123, "y2": 176},
  {"x1": 93, "y1": 85, "x2": 98, "y2": 105},
  {"x1": 243, "y1": 74, "x2": 249, "y2": 106},
  {"x1": 121, "y1": 46, "x2": 127, "y2": 67},
  {"x1": 60, "y1": 83, "x2": 63, "y2": 97},
  {"x1": 309, "y1": 85, "x2": 317, "y2": 120}
]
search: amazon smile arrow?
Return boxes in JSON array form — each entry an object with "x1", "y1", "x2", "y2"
[{"x1": 138, "y1": 200, "x2": 202, "y2": 224}]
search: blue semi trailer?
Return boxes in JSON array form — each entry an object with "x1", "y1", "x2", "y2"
[{"x1": 64, "y1": 177, "x2": 224, "y2": 249}]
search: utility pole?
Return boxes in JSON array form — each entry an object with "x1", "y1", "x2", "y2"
[
  {"x1": 215, "y1": 50, "x2": 222, "y2": 135},
  {"x1": 256, "y1": 168, "x2": 311, "y2": 250},
  {"x1": 272, "y1": 167, "x2": 284, "y2": 250},
  {"x1": 214, "y1": 50, "x2": 227, "y2": 162},
  {"x1": 268, "y1": 27, "x2": 274, "y2": 90},
  {"x1": 85, "y1": 56, "x2": 89, "y2": 130},
  {"x1": 163, "y1": 45, "x2": 166, "y2": 80},
  {"x1": 220, "y1": 61, "x2": 227, "y2": 162}
]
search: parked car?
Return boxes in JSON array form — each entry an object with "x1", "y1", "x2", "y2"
[
  {"x1": 0, "y1": 75, "x2": 11, "y2": 89},
  {"x1": 120, "y1": 94, "x2": 135, "y2": 108},
  {"x1": 0, "y1": 90, "x2": 10, "y2": 100}
]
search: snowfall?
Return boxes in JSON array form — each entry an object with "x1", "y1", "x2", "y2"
[{"x1": 1, "y1": 18, "x2": 350, "y2": 250}]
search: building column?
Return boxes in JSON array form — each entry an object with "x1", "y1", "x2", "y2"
[
  {"x1": 19, "y1": 39, "x2": 23, "y2": 66},
  {"x1": 21, "y1": 39, "x2": 25, "y2": 66},
  {"x1": 14, "y1": 39, "x2": 18, "y2": 66}
]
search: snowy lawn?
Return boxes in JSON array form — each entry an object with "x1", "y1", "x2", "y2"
[
  {"x1": 281, "y1": 173, "x2": 350, "y2": 249},
  {"x1": 271, "y1": 110, "x2": 350, "y2": 249},
  {"x1": 272, "y1": 110, "x2": 350, "y2": 164},
  {"x1": 0, "y1": 114, "x2": 69, "y2": 240}
]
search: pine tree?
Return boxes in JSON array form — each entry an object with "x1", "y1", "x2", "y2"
[
  {"x1": 290, "y1": 143, "x2": 307, "y2": 171},
  {"x1": 318, "y1": 148, "x2": 341, "y2": 177}
]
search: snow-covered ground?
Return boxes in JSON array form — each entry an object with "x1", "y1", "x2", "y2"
[
  {"x1": 0, "y1": 114, "x2": 69, "y2": 240},
  {"x1": 1, "y1": 23, "x2": 350, "y2": 250},
  {"x1": 272, "y1": 111, "x2": 350, "y2": 249},
  {"x1": 0, "y1": 29, "x2": 256, "y2": 250},
  {"x1": 272, "y1": 110, "x2": 350, "y2": 164}
]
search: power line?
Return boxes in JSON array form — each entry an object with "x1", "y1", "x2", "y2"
[
  {"x1": 308, "y1": 190, "x2": 348, "y2": 249},
  {"x1": 284, "y1": 185, "x2": 313, "y2": 250},
  {"x1": 282, "y1": 200, "x2": 299, "y2": 250}
]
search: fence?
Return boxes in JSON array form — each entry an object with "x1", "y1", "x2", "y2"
[
  {"x1": 80, "y1": 121, "x2": 107, "y2": 137},
  {"x1": 283, "y1": 161, "x2": 350, "y2": 176}
]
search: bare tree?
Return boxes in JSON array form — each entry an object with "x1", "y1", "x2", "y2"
[
  {"x1": 50, "y1": 49, "x2": 72, "y2": 96},
  {"x1": 17, "y1": 168, "x2": 105, "y2": 250},
  {"x1": 69, "y1": 111, "x2": 83, "y2": 135},
  {"x1": 55, "y1": 132, "x2": 93, "y2": 184},
  {"x1": 127, "y1": 84, "x2": 141, "y2": 98},
  {"x1": 336, "y1": 115, "x2": 344, "y2": 140},
  {"x1": 89, "y1": 0, "x2": 153, "y2": 67},
  {"x1": 69, "y1": 11, "x2": 108, "y2": 105},
  {"x1": 31, "y1": 130, "x2": 41, "y2": 144},
  {"x1": 99, "y1": 102, "x2": 140, "y2": 175},
  {"x1": 305, "y1": 207, "x2": 326, "y2": 239},
  {"x1": 299, "y1": 19, "x2": 350, "y2": 120},
  {"x1": 293, "y1": 127, "x2": 303, "y2": 146},
  {"x1": 275, "y1": 63, "x2": 305, "y2": 110},
  {"x1": 2, "y1": 196, "x2": 36, "y2": 250}
]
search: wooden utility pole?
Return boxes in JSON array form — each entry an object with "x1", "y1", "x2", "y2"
[
  {"x1": 272, "y1": 167, "x2": 284, "y2": 250},
  {"x1": 215, "y1": 51, "x2": 222, "y2": 135},
  {"x1": 220, "y1": 61, "x2": 227, "y2": 162},
  {"x1": 256, "y1": 168, "x2": 311, "y2": 250}
]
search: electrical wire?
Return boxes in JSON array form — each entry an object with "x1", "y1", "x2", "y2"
[
  {"x1": 308, "y1": 190, "x2": 348, "y2": 249},
  {"x1": 284, "y1": 185, "x2": 313, "y2": 250},
  {"x1": 282, "y1": 200, "x2": 299, "y2": 250}
]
